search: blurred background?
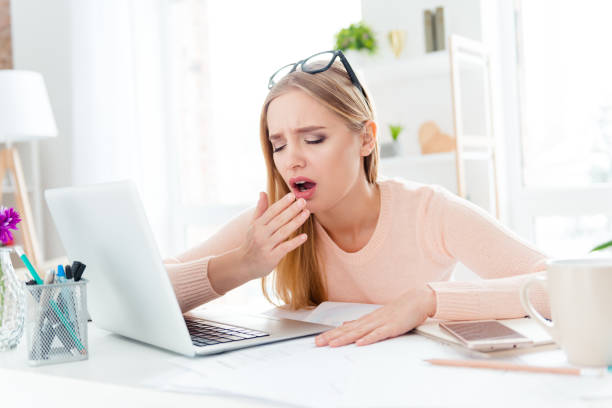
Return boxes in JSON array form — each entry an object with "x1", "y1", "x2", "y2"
[{"x1": 2, "y1": 0, "x2": 611, "y2": 311}]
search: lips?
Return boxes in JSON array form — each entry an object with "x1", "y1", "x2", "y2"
[{"x1": 289, "y1": 176, "x2": 317, "y2": 200}]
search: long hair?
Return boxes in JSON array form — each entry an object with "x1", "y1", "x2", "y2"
[{"x1": 259, "y1": 59, "x2": 378, "y2": 310}]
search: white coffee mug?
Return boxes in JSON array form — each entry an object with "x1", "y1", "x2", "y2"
[{"x1": 520, "y1": 258, "x2": 612, "y2": 367}]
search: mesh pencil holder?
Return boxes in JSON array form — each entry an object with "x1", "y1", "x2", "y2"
[{"x1": 24, "y1": 279, "x2": 89, "y2": 366}]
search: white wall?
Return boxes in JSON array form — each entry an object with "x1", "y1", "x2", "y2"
[
  {"x1": 10, "y1": 0, "x2": 72, "y2": 260},
  {"x1": 361, "y1": 0, "x2": 482, "y2": 59},
  {"x1": 6, "y1": 0, "x2": 514, "y2": 262}
]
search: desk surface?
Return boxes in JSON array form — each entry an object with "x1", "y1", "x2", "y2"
[{"x1": 1, "y1": 312, "x2": 611, "y2": 407}]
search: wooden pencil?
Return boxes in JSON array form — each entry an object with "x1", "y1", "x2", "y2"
[{"x1": 425, "y1": 358, "x2": 581, "y2": 376}]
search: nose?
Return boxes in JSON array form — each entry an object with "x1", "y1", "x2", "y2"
[{"x1": 284, "y1": 143, "x2": 306, "y2": 171}]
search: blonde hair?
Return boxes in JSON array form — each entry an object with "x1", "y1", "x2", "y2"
[{"x1": 259, "y1": 59, "x2": 378, "y2": 310}]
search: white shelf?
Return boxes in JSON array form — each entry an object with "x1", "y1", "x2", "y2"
[
  {"x1": 355, "y1": 51, "x2": 450, "y2": 83},
  {"x1": 354, "y1": 50, "x2": 485, "y2": 85},
  {"x1": 380, "y1": 151, "x2": 491, "y2": 166}
]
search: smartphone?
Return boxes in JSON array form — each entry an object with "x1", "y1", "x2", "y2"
[{"x1": 439, "y1": 320, "x2": 534, "y2": 351}]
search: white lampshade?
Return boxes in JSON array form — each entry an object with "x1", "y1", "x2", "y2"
[{"x1": 0, "y1": 70, "x2": 58, "y2": 143}]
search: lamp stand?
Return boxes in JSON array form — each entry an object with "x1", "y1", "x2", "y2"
[{"x1": 0, "y1": 146, "x2": 42, "y2": 269}]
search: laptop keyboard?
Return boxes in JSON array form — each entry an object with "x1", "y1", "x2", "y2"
[{"x1": 185, "y1": 316, "x2": 270, "y2": 347}]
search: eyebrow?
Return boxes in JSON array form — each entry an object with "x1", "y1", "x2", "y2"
[{"x1": 269, "y1": 126, "x2": 326, "y2": 141}]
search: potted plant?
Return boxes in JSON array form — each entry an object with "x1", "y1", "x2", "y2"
[
  {"x1": 380, "y1": 124, "x2": 404, "y2": 158},
  {"x1": 334, "y1": 22, "x2": 378, "y2": 66}
]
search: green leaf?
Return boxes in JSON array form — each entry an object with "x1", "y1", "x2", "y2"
[
  {"x1": 334, "y1": 21, "x2": 378, "y2": 54},
  {"x1": 590, "y1": 240, "x2": 612, "y2": 252},
  {"x1": 389, "y1": 124, "x2": 404, "y2": 141}
]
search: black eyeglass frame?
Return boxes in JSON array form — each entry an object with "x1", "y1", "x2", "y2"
[{"x1": 268, "y1": 50, "x2": 368, "y2": 104}]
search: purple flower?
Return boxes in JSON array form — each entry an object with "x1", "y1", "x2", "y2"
[{"x1": 0, "y1": 206, "x2": 21, "y2": 244}]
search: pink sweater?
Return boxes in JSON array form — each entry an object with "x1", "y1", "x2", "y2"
[{"x1": 164, "y1": 178, "x2": 550, "y2": 320}]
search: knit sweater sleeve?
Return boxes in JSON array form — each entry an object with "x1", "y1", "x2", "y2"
[
  {"x1": 422, "y1": 186, "x2": 551, "y2": 321},
  {"x1": 162, "y1": 205, "x2": 255, "y2": 313}
]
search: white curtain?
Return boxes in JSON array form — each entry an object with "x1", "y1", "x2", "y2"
[{"x1": 70, "y1": 0, "x2": 177, "y2": 256}]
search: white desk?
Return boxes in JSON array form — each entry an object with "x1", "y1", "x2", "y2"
[{"x1": 1, "y1": 310, "x2": 611, "y2": 407}]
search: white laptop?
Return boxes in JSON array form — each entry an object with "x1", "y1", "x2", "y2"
[{"x1": 44, "y1": 180, "x2": 334, "y2": 357}]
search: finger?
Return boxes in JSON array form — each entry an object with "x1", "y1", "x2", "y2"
[
  {"x1": 327, "y1": 322, "x2": 380, "y2": 347},
  {"x1": 252, "y1": 192, "x2": 269, "y2": 221},
  {"x1": 355, "y1": 326, "x2": 395, "y2": 346},
  {"x1": 271, "y1": 233, "x2": 308, "y2": 259},
  {"x1": 269, "y1": 209, "x2": 310, "y2": 249},
  {"x1": 265, "y1": 198, "x2": 306, "y2": 236},
  {"x1": 258, "y1": 192, "x2": 296, "y2": 225},
  {"x1": 315, "y1": 319, "x2": 376, "y2": 347},
  {"x1": 315, "y1": 328, "x2": 336, "y2": 346}
]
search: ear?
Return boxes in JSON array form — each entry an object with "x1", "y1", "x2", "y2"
[{"x1": 359, "y1": 120, "x2": 377, "y2": 157}]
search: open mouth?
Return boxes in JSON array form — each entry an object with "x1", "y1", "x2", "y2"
[
  {"x1": 294, "y1": 181, "x2": 316, "y2": 192},
  {"x1": 290, "y1": 177, "x2": 317, "y2": 199}
]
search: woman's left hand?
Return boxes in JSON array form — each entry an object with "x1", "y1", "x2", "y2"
[{"x1": 315, "y1": 286, "x2": 437, "y2": 347}]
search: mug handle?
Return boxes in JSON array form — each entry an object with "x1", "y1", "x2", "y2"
[{"x1": 519, "y1": 274, "x2": 555, "y2": 336}]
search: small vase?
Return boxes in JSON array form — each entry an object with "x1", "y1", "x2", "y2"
[
  {"x1": 388, "y1": 30, "x2": 405, "y2": 58},
  {"x1": 0, "y1": 247, "x2": 25, "y2": 351},
  {"x1": 380, "y1": 140, "x2": 402, "y2": 158}
]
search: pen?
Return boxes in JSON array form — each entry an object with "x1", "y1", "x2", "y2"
[
  {"x1": 34, "y1": 269, "x2": 56, "y2": 360},
  {"x1": 62, "y1": 264, "x2": 80, "y2": 345},
  {"x1": 425, "y1": 358, "x2": 582, "y2": 376},
  {"x1": 16, "y1": 247, "x2": 43, "y2": 284},
  {"x1": 48, "y1": 299, "x2": 86, "y2": 354},
  {"x1": 55, "y1": 264, "x2": 82, "y2": 353}
]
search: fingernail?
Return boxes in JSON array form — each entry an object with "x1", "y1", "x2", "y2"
[
  {"x1": 301, "y1": 210, "x2": 309, "y2": 218},
  {"x1": 297, "y1": 198, "x2": 306, "y2": 207},
  {"x1": 287, "y1": 193, "x2": 295, "y2": 201}
]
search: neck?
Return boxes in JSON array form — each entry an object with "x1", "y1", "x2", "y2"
[{"x1": 315, "y1": 174, "x2": 380, "y2": 248}]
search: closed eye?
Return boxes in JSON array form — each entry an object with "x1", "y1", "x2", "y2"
[{"x1": 272, "y1": 137, "x2": 325, "y2": 153}]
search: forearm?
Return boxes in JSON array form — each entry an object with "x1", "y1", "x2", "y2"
[
  {"x1": 207, "y1": 248, "x2": 254, "y2": 295},
  {"x1": 428, "y1": 272, "x2": 550, "y2": 321},
  {"x1": 164, "y1": 257, "x2": 223, "y2": 312}
]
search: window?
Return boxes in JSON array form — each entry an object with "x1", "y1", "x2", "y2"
[
  {"x1": 166, "y1": 0, "x2": 361, "y2": 311},
  {"x1": 519, "y1": 0, "x2": 612, "y2": 188},
  {"x1": 511, "y1": 0, "x2": 612, "y2": 255}
]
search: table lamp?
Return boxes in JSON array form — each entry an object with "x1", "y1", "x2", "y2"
[{"x1": 0, "y1": 70, "x2": 58, "y2": 269}]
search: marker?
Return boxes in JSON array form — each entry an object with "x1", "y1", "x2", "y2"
[
  {"x1": 16, "y1": 247, "x2": 42, "y2": 284},
  {"x1": 56, "y1": 265, "x2": 66, "y2": 283},
  {"x1": 73, "y1": 262, "x2": 86, "y2": 282},
  {"x1": 65, "y1": 265, "x2": 73, "y2": 280}
]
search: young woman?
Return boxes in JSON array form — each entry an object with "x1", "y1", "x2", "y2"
[{"x1": 164, "y1": 50, "x2": 549, "y2": 348}]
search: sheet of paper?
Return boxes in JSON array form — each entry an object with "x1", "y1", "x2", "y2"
[
  {"x1": 148, "y1": 302, "x2": 612, "y2": 407},
  {"x1": 160, "y1": 333, "x2": 466, "y2": 407},
  {"x1": 166, "y1": 335, "x2": 318, "y2": 378},
  {"x1": 262, "y1": 301, "x2": 382, "y2": 327}
]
